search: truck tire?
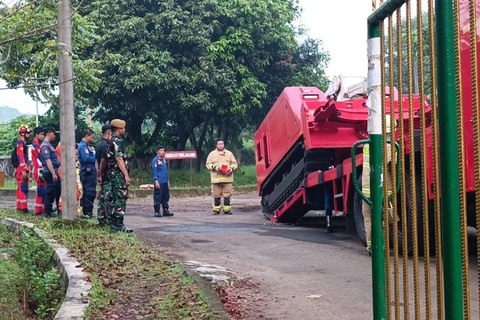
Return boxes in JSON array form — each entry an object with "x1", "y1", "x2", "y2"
[{"x1": 353, "y1": 175, "x2": 367, "y2": 245}]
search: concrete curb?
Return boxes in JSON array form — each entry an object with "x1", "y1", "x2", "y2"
[
  {"x1": 129, "y1": 185, "x2": 257, "y2": 198},
  {"x1": 0, "y1": 185, "x2": 258, "y2": 199},
  {"x1": 2, "y1": 218, "x2": 91, "y2": 320},
  {"x1": 183, "y1": 264, "x2": 231, "y2": 320}
]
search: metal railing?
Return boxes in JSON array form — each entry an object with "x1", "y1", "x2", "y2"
[{"x1": 366, "y1": 0, "x2": 480, "y2": 319}]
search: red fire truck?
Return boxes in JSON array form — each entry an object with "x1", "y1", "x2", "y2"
[{"x1": 254, "y1": 77, "x2": 436, "y2": 243}]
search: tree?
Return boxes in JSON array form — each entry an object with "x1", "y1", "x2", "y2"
[
  {"x1": 0, "y1": 116, "x2": 36, "y2": 156},
  {"x1": 81, "y1": 0, "x2": 330, "y2": 167},
  {"x1": 0, "y1": 0, "x2": 101, "y2": 111},
  {"x1": 385, "y1": 12, "x2": 433, "y2": 97}
]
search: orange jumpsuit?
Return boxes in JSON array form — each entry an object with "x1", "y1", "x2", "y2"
[{"x1": 15, "y1": 138, "x2": 29, "y2": 211}]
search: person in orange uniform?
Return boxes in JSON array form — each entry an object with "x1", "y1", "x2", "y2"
[
  {"x1": 15, "y1": 125, "x2": 32, "y2": 213},
  {"x1": 32, "y1": 127, "x2": 46, "y2": 215}
]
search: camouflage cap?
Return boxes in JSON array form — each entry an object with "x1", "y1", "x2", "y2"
[{"x1": 111, "y1": 119, "x2": 126, "y2": 129}]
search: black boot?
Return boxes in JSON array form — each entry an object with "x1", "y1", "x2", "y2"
[
  {"x1": 82, "y1": 211, "x2": 94, "y2": 219},
  {"x1": 154, "y1": 205, "x2": 162, "y2": 217},
  {"x1": 213, "y1": 197, "x2": 221, "y2": 214},
  {"x1": 110, "y1": 216, "x2": 134, "y2": 233},
  {"x1": 162, "y1": 205, "x2": 174, "y2": 217},
  {"x1": 223, "y1": 197, "x2": 232, "y2": 214}
]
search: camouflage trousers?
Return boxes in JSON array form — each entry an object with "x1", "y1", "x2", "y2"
[{"x1": 98, "y1": 171, "x2": 128, "y2": 225}]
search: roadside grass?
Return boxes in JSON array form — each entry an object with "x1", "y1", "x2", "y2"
[
  {"x1": 131, "y1": 164, "x2": 257, "y2": 188},
  {"x1": 0, "y1": 177, "x2": 16, "y2": 190},
  {"x1": 0, "y1": 224, "x2": 64, "y2": 320},
  {"x1": 0, "y1": 209, "x2": 216, "y2": 320},
  {"x1": 0, "y1": 257, "x2": 27, "y2": 320},
  {"x1": 1, "y1": 164, "x2": 258, "y2": 190},
  {"x1": 0, "y1": 225, "x2": 27, "y2": 320}
]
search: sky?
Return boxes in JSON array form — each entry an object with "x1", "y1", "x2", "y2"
[
  {"x1": 299, "y1": 0, "x2": 371, "y2": 78},
  {"x1": 0, "y1": 1, "x2": 378, "y2": 114}
]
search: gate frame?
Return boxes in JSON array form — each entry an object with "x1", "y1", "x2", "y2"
[{"x1": 367, "y1": 1, "x2": 464, "y2": 319}]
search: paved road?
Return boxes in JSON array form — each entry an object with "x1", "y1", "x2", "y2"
[
  {"x1": 7, "y1": 192, "x2": 477, "y2": 319},
  {"x1": 125, "y1": 193, "x2": 374, "y2": 320}
]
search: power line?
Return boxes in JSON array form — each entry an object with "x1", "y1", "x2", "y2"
[{"x1": 0, "y1": 72, "x2": 84, "y2": 90}]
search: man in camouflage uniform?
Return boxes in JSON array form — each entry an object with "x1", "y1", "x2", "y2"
[{"x1": 101, "y1": 119, "x2": 133, "y2": 233}]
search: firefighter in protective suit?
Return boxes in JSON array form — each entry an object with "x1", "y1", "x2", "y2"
[
  {"x1": 206, "y1": 138, "x2": 238, "y2": 214},
  {"x1": 362, "y1": 115, "x2": 395, "y2": 254},
  {"x1": 32, "y1": 127, "x2": 46, "y2": 215},
  {"x1": 15, "y1": 125, "x2": 32, "y2": 213}
]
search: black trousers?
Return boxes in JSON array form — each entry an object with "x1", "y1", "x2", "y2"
[
  {"x1": 153, "y1": 183, "x2": 170, "y2": 209},
  {"x1": 80, "y1": 169, "x2": 97, "y2": 214},
  {"x1": 44, "y1": 171, "x2": 61, "y2": 214}
]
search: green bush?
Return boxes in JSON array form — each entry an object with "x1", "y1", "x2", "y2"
[
  {"x1": 0, "y1": 257, "x2": 28, "y2": 320},
  {"x1": 13, "y1": 229, "x2": 64, "y2": 320},
  {"x1": 131, "y1": 164, "x2": 257, "y2": 188}
]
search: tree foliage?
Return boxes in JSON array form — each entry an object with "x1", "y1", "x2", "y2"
[
  {"x1": 80, "y1": 0, "x2": 330, "y2": 165},
  {"x1": 0, "y1": 0, "x2": 331, "y2": 167},
  {"x1": 0, "y1": 0, "x2": 101, "y2": 126}
]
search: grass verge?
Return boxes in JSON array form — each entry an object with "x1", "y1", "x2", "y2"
[
  {"x1": 0, "y1": 209, "x2": 216, "y2": 320},
  {"x1": 0, "y1": 224, "x2": 64, "y2": 320},
  {"x1": 1, "y1": 164, "x2": 258, "y2": 190}
]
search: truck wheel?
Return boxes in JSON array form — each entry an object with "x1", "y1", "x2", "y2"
[{"x1": 353, "y1": 175, "x2": 367, "y2": 245}]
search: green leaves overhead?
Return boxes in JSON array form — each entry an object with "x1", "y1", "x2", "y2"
[
  {"x1": 0, "y1": 0, "x2": 101, "y2": 106},
  {"x1": 0, "y1": 0, "x2": 330, "y2": 160}
]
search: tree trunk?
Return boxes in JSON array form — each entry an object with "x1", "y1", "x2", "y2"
[{"x1": 190, "y1": 120, "x2": 209, "y2": 172}]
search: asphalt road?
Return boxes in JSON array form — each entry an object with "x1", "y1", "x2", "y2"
[
  {"x1": 3, "y1": 192, "x2": 479, "y2": 319},
  {"x1": 125, "y1": 193, "x2": 374, "y2": 320}
]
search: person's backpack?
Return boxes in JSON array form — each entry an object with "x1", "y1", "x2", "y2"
[{"x1": 11, "y1": 144, "x2": 19, "y2": 168}]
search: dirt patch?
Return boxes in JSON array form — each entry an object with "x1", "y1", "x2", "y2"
[{"x1": 215, "y1": 278, "x2": 268, "y2": 320}]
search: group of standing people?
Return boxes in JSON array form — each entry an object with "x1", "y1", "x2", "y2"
[
  {"x1": 13, "y1": 119, "x2": 133, "y2": 233},
  {"x1": 13, "y1": 121, "x2": 239, "y2": 231},
  {"x1": 149, "y1": 138, "x2": 238, "y2": 217},
  {"x1": 15, "y1": 125, "x2": 62, "y2": 217}
]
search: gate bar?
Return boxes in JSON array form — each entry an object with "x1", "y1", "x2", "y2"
[
  {"x1": 367, "y1": 18, "x2": 388, "y2": 320},
  {"x1": 435, "y1": 0, "x2": 464, "y2": 319}
]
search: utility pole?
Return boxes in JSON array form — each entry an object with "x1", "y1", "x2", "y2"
[
  {"x1": 35, "y1": 73, "x2": 39, "y2": 127},
  {"x1": 58, "y1": 0, "x2": 77, "y2": 221}
]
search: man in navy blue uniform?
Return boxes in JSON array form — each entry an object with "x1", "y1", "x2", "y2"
[
  {"x1": 96, "y1": 124, "x2": 112, "y2": 166},
  {"x1": 78, "y1": 128, "x2": 97, "y2": 218},
  {"x1": 95, "y1": 124, "x2": 112, "y2": 225},
  {"x1": 152, "y1": 146, "x2": 174, "y2": 217},
  {"x1": 40, "y1": 127, "x2": 61, "y2": 218}
]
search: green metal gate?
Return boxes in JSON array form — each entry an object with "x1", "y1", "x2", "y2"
[{"x1": 366, "y1": 0, "x2": 480, "y2": 319}]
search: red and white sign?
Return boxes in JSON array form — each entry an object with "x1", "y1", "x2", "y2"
[{"x1": 165, "y1": 151, "x2": 197, "y2": 160}]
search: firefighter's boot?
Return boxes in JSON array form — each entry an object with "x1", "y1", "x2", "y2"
[
  {"x1": 213, "y1": 197, "x2": 221, "y2": 215},
  {"x1": 154, "y1": 205, "x2": 162, "y2": 217},
  {"x1": 223, "y1": 197, "x2": 232, "y2": 214},
  {"x1": 162, "y1": 205, "x2": 174, "y2": 217}
]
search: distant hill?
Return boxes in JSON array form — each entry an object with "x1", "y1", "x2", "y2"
[{"x1": 0, "y1": 106, "x2": 22, "y2": 123}]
